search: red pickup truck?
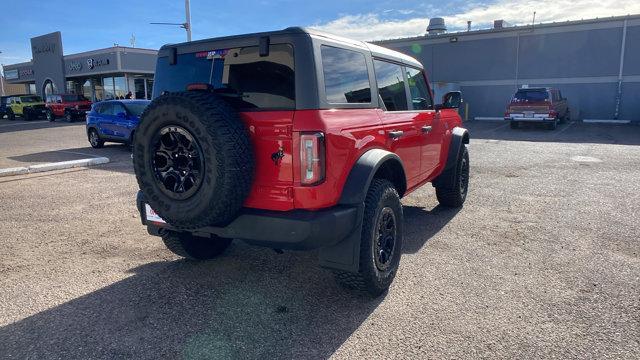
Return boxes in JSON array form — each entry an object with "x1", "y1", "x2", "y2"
[
  {"x1": 45, "y1": 94, "x2": 92, "y2": 122},
  {"x1": 133, "y1": 28, "x2": 470, "y2": 296}
]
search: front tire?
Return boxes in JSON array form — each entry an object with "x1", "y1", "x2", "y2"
[
  {"x1": 7, "y1": 109, "x2": 15, "y2": 121},
  {"x1": 334, "y1": 179, "x2": 403, "y2": 297},
  {"x1": 46, "y1": 110, "x2": 55, "y2": 122},
  {"x1": 65, "y1": 112, "x2": 74, "y2": 122},
  {"x1": 435, "y1": 145, "x2": 470, "y2": 207},
  {"x1": 161, "y1": 231, "x2": 232, "y2": 260},
  {"x1": 88, "y1": 128, "x2": 104, "y2": 148}
]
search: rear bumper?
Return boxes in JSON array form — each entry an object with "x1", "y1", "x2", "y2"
[
  {"x1": 136, "y1": 191, "x2": 361, "y2": 251},
  {"x1": 505, "y1": 117, "x2": 556, "y2": 122}
]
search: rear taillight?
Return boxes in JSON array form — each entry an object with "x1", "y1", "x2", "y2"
[
  {"x1": 300, "y1": 132, "x2": 325, "y2": 186},
  {"x1": 548, "y1": 109, "x2": 558, "y2": 118},
  {"x1": 504, "y1": 110, "x2": 510, "y2": 117}
]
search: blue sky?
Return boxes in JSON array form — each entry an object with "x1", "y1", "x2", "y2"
[{"x1": 1, "y1": 0, "x2": 639, "y2": 65}]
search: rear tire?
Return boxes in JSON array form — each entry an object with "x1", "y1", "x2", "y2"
[
  {"x1": 161, "y1": 231, "x2": 232, "y2": 260},
  {"x1": 547, "y1": 119, "x2": 558, "y2": 130},
  {"x1": 334, "y1": 179, "x2": 403, "y2": 297},
  {"x1": 46, "y1": 110, "x2": 55, "y2": 122},
  {"x1": 65, "y1": 112, "x2": 74, "y2": 122},
  {"x1": 435, "y1": 145, "x2": 470, "y2": 208}
]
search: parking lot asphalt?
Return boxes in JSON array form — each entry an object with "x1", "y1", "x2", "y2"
[
  {"x1": 0, "y1": 118, "x2": 132, "y2": 169},
  {"x1": 0, "y1": 120, "x2": 638, "y2": 359}
]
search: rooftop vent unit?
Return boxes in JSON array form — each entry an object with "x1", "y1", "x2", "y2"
[
  {"x1": 427, "y1": 17, "x2": 447, "y2": 35},
  {"x1": 493, "y1": 19, "x2": 511, "y2": 29}
]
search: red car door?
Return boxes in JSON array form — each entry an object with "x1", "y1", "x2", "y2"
[{"x1": 374, "y1": 59, "x2": 423, "y2": 188}]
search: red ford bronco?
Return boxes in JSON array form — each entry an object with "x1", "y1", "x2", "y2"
[
  {"x1": 45, "y1": 94, "x2": 92, "y2": 122},
  {"x1": 134, "y1": 28, "x2": 470, "y2": 296}
]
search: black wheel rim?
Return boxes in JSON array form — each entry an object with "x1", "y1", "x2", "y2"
[
  {"x1": 151, "y1": 125, "x2": 205, "y2": 200},
  {"x1": 374, "y1": 207, "x2": 397, "y2": 271},
  {"x1": 459, "y1": 155, "x2": 469, "y2": 199}
]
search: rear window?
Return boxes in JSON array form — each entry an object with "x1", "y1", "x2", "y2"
[
  {"x1": 153, "y1": 44, "x2": 295, "y2": 110},
  {"x1": 512, "y1": 90, "x2": 549, "y2": 103},
  {"x1": 124, "y1": 102, "x2": 149, "y2": 116}
]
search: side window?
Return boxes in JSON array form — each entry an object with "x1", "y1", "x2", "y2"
[
  {"x1": 320, "y1": 45, "x2": 372, "y2": 104},
  {"x1": 373, "y1": 60, "x2": 408, "y2": 111},
  {"x1": 98, "y1": 103, "x2": 112, "y2": 115},
  {"x1": 406, "y1": 67, "x2": 433, "y2": 110},
  {"x1": 112, "y1": 103, "x2": 126, "y2": 115}
]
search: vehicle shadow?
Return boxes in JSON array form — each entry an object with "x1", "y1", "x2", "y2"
[
  {"x1": 7, "y1": 145, "x2": 135, "y2": 174},
  {"x1": 402, "y1": 205, "x2": 460, "y2": 254},
  {"x1": 465, "y1": 120, "x2": 640, "y2": 146},
  {"x1": 0, "y1": 245, "x2": 384, "y2": 359},
  {"x1": 0, "y1": 119, "x2": 82, "y2": 134}
]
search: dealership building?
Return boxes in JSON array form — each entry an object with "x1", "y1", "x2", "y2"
[
  {"x1": 2, "y1": 32, "x2": 157, "y2": 101},
  {"x1": 376, "y1": 14, "x2": 640, "y2": 122}
]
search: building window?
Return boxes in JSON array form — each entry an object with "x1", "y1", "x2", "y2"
[
  {"x1": 321, "y1": 45, "x2": 371, "y2": 104},
  {"x1": 114, "y1": 77, "x2": 126, "y2": 98},
  {"x1": 43, "y1": 80, "x2": 57, "y2": 96},
  {"x1": 82, "y1": 80, "x2": 92, "y2": 100},
  {"x1": 103, "y1": 77, "x2": 115, "y2": 99}
]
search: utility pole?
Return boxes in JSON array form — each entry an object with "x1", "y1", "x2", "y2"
[
  {"x1": 150, "y1": 0, "x2": 192, "y2": 42},
  {"x1": 185, "y1": 0, "x2": 192, "y2": 42},
  {"x1": 0, "y1": 51, "x2": 5, "y2": 96}
]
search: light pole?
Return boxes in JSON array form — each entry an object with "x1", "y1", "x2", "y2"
[
  {"x1": 0, "y1": 51, "x2": 5, "y2": 96},
  {"x1": 150, "y1": 0, "x2": 192, "y2": 42}
]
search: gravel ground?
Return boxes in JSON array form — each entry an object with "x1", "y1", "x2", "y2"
[{"x1": 0, "y1": 121, "x2": 638, "y2": 359}]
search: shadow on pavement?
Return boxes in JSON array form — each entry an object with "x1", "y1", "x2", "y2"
[
  {"x1": 0, "y1": 119, "x2": 82, "y2": 134},
  {"x1": 7, "y1": 145, "x2": 134, "y2": 172},
  {"x1": 402, "y1": 205, "x2": 460, "y2": 254},
  {"x1": 466, "y1": 120, "x2": 640, "y2": 146},
  {"x1": 0, "y1": 247, "x2": 384, "y2": 359},
  {"x1": 0, "y1": 204, "x2": 459, "y2": 359}
]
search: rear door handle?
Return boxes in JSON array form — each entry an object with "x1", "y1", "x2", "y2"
[
  {"x1": 388, "y1": 130, "x2": 404, "y2": 139},
  {"x1": 421, "y1": 126, "x2": 433, "y2": 133}
]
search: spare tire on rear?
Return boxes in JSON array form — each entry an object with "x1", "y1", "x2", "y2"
[{"x1": 133, "y1": 91, "x2": 254, "y2": 229}]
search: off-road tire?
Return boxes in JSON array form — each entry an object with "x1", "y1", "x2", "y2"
[
  {"x1": 133, "y1": 91, "x2": 254, "y2": 230},
  {"x1": 65, "y1": 112, "x2": 74, "y2": 122},
  {"x1": 334, "y1": 179, "x2": 403, "y2": 297},
  {"x1": 510, "y1": 121, "x2": 519, "y2": 129},
  {"x1": 23, "y1": 109, "x2": 31, "y2": 121},
  {"x1": 46, "y1": 110, "x2": 55, "y2": 122},
  {"x1": 435, "y1": 145, "x2": 469, "y2": 207},
  {"x1": 161, "y1": 231, "x2": 232, "y2": 260},
  {"x1": 88, "y1": 128, "x2": 104, "y2": 148},
  {"x1": 7, "y1": 109, "x2": 15, "y2": 121}
]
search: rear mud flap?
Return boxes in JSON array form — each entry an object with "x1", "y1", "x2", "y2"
[{"x1": 318, "y1": 204, "x2": 364, "y2": 273}]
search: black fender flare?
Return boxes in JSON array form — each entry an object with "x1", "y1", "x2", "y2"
[
  {"x1": 434, "y1": 127, "x2": 469, "y2": 186},
  {"x1": 338, "y1": 148, "x2": 407, "y2": 205}
]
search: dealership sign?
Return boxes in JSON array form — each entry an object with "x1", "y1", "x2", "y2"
[
  {"x1": 19, "y1": 69, "x2": 34, "y2": 78},
  {"x1": 67, "y1": 61, "x2": 82, "y2": 72},
  {"x1": 87, "y1": 58, "x2": 110, "y2": 70},
  {"x1": 4, "y1": 69, "x2": 18, "y2": 80}
]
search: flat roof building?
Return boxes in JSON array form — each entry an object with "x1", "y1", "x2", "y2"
[
  {"x1": 2, "y1": 32, "x2": 157, "y2": 101},
  {"x1": 376, "y1": 15, "x2": 640, "y2": 122}
]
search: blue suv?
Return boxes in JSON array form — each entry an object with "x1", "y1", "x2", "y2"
[{"x1": 86, "y1": 100, "x2": 150, "y2": 148}]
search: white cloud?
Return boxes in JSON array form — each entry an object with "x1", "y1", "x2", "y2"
[{"x1": 311, "y1": 0, "x2": 640, "y2": 41}]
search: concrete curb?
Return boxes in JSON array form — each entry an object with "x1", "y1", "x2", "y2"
[{"x1": 0, "y1": 157, "x2": 110, "y2": 178}]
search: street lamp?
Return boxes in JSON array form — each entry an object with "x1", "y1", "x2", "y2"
[
  {"x1": 150, "y1": 0, "x2": 192, "y2": 42},
  {"x1": 0, "y1": 50, "x2": 5, "y2": 96}
]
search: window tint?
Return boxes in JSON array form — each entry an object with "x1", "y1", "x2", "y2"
[
  {"x1": 374, "y1": 60, "x2": 408, "y2": 111},
  {"x1": 406, "y1": 67, "x2": 432, "y2": 110},
  {"x1": 153, "y1": 44, "x2": 295, "y2": 110},
  {"x1": 321, "y1": 46, "x2": 371, "y2": 104},
  {"x1": 112, "y1": 103, "x2": 126, "y2": 115},
  {"x1": 513, "y1": 90, "x2": 549, "y2": 103},
  {"x1": 98, "y1": 103, "x2": 112, "y2": 115}
]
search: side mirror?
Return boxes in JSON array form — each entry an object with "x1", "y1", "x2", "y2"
[
  {"x1": 116, "y1": 112, "x2": 127, "y2": 118},
  {"x1": 442, "y1": 91, "x2": 462, "y2": 109}
]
